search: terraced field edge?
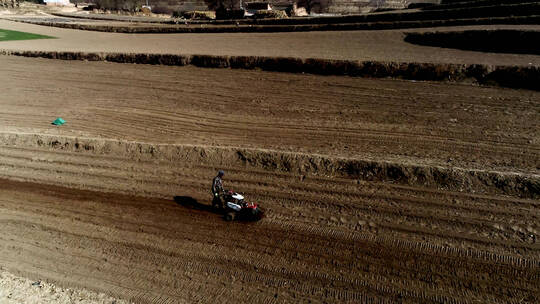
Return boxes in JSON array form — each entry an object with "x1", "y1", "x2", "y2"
[
  {"x1": 7, "y1": 15, "x2": 540, "y2": 33},
  {"x1": 1, "y1": 50, "x2": 539, "y2": 90},
  {"x1": 405, "y1": 29, "x2": 540, "y2": 55},
  {"x1": 0, "y1": 132, "x2": 537, "y2": 198}
]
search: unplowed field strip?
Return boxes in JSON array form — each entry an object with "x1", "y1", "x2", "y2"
[
  {"x1": 1, "y1": 19, "x2": 540, "y2": 66},
  {"x1": 1, "y1": 56, "x2": 538, "y2": 174}
]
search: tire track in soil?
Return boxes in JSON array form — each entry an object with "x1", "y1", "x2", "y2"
[
  {"x1": 0, "y1": 56, "x2": 538, "y2": 302},
  {"x1": 0, "y1": 145, "x2": 538, "y2": 257},
  {"x1": 0, "y1": 146, "x2": 539, "y2": 303},
  {"x1": 1, "y1": 56, "x2": 539, "y2": 174},
  {"x1": 0, "y1": 205, "x2": 537, "y2": 304}
]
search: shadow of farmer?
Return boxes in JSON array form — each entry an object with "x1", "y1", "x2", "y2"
[{"x1": 173, "y1": 196, "x2": 217, "y2": 213}]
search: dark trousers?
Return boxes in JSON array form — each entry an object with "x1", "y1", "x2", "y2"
[{"x1": 212, "y1": 193, "x2": 223, "y2": 209}]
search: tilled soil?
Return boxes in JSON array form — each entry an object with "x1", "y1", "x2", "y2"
[
  {"x1": 0, "y1": 56, "x2": 538, "y2": 174},
  {"x1": 0, "y1": 160, "x2": 538, "y2": 303},
  {"x1": 0, "y1": 55, "x2": 538, "y2": 303}
]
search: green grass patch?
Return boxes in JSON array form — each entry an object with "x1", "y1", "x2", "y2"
[{"x1": 0, "y1": 29, "x2": 54, "y2": 41}]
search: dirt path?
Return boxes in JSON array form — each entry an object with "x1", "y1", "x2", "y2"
[
  {"x1": 0, "y1": 269, "x2": 129, "y2": 304},
  {"x1": 1, "y1": 19, "x2": 540, "y2": 65},
  {"x1": 0, "y1": 56, "x2": 538, "y2": 175}
]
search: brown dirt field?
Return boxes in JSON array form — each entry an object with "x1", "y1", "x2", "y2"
[
  {"x1": 0, "y1": 157, "x2": 538, "y2": 303},
  {"x1": 0, "y1": 56, "x2": 539, "y2": 303},
  {"x1": 1, "y1": 19, "x2": 540, "y2": 65},
  {"x1": 0, "y1": 55, "x2": 538, "y2": 175}
]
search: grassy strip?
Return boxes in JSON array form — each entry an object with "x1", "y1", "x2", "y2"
[
  {"x1": 0, "y1": 28, "x2": 53, "y2": 41},
  {"x1": 1, "y1": 49, "x2": 539, "y2": 91}
]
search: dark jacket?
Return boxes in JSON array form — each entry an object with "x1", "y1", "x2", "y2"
[{"x1": 212, "y1": 176, "x2": 224, "y2": 195}]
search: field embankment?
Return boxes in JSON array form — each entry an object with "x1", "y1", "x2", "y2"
[
  {"x1": 7, "y1": 14, "x2": 540, "y2": 33},
  {"x1": 2, "y1": 49, "x2": 539, "y2": 90},
  {"x1": 1, "y1": 132, "x2": 537, "y2": 198}
]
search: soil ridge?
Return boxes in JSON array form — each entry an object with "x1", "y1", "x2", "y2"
[
  {"x1": 1, "y1": 49, "x2": 539, "y2": 90},
  {"x1": 0, "y1": 132, "x2": 537, "y2": 198}
]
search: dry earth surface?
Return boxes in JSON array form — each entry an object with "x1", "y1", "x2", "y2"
[
  {"x1": 0, "y1": 55, "x2": 539, "y2": 303},
  {"x1": 1, "y1": 18, "x2": 540, "y2": 66},
  {"x1": 0, "y1": 268, "x2": 129, "y2": 304},
  {"x1": 0, "y1": 56, "x2": 538, "y2": 174}
]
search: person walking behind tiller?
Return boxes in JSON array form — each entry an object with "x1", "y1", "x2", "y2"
[{"x1": 212, "y1": 170, "x2": 225, "y2": 209}]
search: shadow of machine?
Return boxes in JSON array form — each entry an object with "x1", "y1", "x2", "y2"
[
  {"x1": 173, "y1": 194, "x2": 264, "y2": 222},
  {"x1": 173, "y1": 196, "x2": 217, "y2": 213}
]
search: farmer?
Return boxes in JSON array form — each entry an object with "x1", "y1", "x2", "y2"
[{"x1": 211, "y1": 170, "x2": 225, "y2": 209}]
